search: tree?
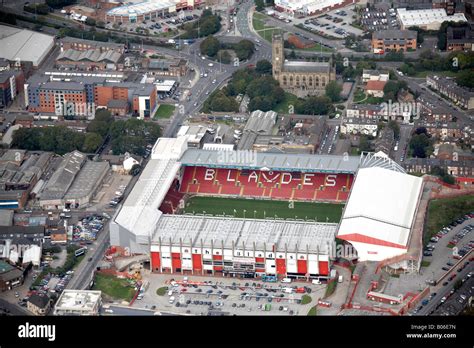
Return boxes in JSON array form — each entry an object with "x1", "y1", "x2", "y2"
[
  {"x1": 129, "y1": 164, "x2": 142, "y2": 176},
  {"x1": 256, "y1": 60, "x2": 272, "y2": 75},
  {"x1": 255, "y1": 0, "x2": 265, "y2": 11},
  {"x1": 387, "y1": 120, "x2": 400, "y2": 140},
  {"x1": 325, "y1": 81, "x2": 342, "y2": 102},
  {"x1": 217, "y1": 50, "x2": 232, "y2": 64},
  {"x1": 409, "y1": 133, "x2": 433, "y2": 158},
  {"x1": 85, "y1": 17, "x2": 96, "y2": 26},
  {"x1": 456, "y1": 69, "x2": 474, "y2": 88},
  {"x1": 82, "y1": 133, "x2": 103, "y2": 153},
  {"x1": 359, "y1": 135, "x2": 371, "y2": 152},
  {"x1": 200, "y1": 35, "x2": 220, "y2": 57},
  {"x1": 383, "y1": 80, "x2": 407, "y2": 101},
  {"x1": 296, "y1": 96, "x2": 332, "y2": 115},
  {"x1": 234, "y1": 39, "x2": 255, "y2": 60},
  {"x1": 431, "y1": 166, "x2": 455, "y2": 185},
  {"x1": 87, "y1": 109, "x2": 113, "y2": 138}
]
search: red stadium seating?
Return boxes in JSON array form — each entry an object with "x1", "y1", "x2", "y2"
[
  {"x1": 179, "y1": 166, "x2": 353, "y2": 202},
  {"x1": 160, "y1": 180, "x2": 185, "y2": 214}
]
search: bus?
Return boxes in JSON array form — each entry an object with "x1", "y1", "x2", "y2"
[{"x1": 74, "y1": 248, "x2": 86, "y2": 257}]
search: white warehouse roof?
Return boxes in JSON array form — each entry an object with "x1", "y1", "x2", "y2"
[
  {"x1": 107, "y1": 0, "x2": 179, "y2": 16},
  {"x1": 337, "y1": 167, "x2": 423, "y2": 254},
  {"x1": 0, "y1": 25, "x2": 55, "y2": 67},
  {"x1": 397, "y1": 8, "x2": 467, "y2": 28}
]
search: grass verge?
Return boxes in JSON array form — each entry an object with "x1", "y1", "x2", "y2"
[
  {"x1": 154, "y1": 104, "x2": 175, "y2": 119},
  {"x1": 156, "y1": 287, "x2": 168, "y2": 296},
  {"x1": 301, "y1": 295, "x2": 312, "y2": 305},
  {"x1": 324, "y1": 280, "x2": 337, "y2": 298},
  {"x1": 273, "y1": 92, "x2": 299, "y2": 114},
  {"x1": 424, "y1": 195, "x2": 474, "y2": 246},
  {"x1": 92, "y1": 273, "x2": 136, "y2": 302}
]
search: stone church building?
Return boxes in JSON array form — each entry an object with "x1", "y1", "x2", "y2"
[{"x1": 272, "y1": 34, "x2": 336, "y2": 97}]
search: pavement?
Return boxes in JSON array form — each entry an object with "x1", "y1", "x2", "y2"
[
  {"x1": 431, "y1": 277, "x2": 473, "y2": 316},
  {"x1": 129, "y1": 273, "x2": 327, "y2": 316},
  {"x1": 384, "y1": 218, "x2": 474, "y2": 298}
]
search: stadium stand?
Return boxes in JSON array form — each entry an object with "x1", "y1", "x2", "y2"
[{"x1": 179, "y1": 167, "x2": 353, "y2": 202}]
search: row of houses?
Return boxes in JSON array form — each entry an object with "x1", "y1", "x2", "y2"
[{"x1": 426, "y1": 75, "x2": 474, "y2": 110}]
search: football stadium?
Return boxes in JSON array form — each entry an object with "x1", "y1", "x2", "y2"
[{"x1": 110, "y1": 136, "x2": 424, "y2": 280}]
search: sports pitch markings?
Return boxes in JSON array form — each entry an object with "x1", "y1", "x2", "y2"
[{"x1": 183, "y1": 196, "x2": 344, "y2": 222}]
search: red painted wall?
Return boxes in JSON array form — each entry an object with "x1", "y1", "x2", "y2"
[
  {"x1": 319, "y1": 261, "x2": 329, "y2": 275},
  {"x1": 192, "y1": 254, "x2": 202, "y2": 271},
  {"x1": 151, "y1": 252, "x2": 160, "y2": 271},
  {"x1": 297, "y1": 259, "x2": 307, "y2": 274},
  {"x1": 171, "y1": 253, "x2": 181, "y2": 270},
  {"x1": 276, "y1": 258, "x2": 286, "y2": 275}
]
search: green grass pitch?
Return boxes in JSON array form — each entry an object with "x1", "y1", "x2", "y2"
[{"x1": 183, "y1": 196, "x2": 344, "y2": 222}]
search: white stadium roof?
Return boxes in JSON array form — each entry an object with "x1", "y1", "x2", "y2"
[
  {"x1": 0, "y1": 25, "x2": 55, "y2": 67},
  {"x1": 114, "y1": 137, "x2": 187, "y2": 239},
  {"x1": 337, "y1": 167, "x2": 423, "y2": 260},
  {"x1": 180, "y1": 149, "x2": 360, "y2": 173},
  {"x1": 153, "y1": 214, "x2": 337, "y2": 253}
]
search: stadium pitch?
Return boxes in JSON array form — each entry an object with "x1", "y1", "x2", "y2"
[{"x1": 183, "y1": 196, "x2": 344, "y2": 222}]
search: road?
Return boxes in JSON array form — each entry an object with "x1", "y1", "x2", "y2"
[
  {"x1": 0, "y1": 298, "x2": 30, "y2": 316},
  {"x1": 415, "y1": 260, "x2": 472, "y2": 316},
  {"x1": 393, "y1": 124, "x2": 413, "y2": 163},
  {"x1": 65, "y1": 224, "x2": 110, "y2": 290}
]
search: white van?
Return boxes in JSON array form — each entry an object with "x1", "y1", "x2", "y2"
[
  {"x1": 338, "y1": 275, "x2": 343, "y2": 283},
  {"x1": 312, "y1": 279, "x2": 322, "y2": 285},
  {"x1": 281, "y1": 277, "x2": 292, "y2": 283}
]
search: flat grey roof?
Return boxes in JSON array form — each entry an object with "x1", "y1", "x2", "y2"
[
  {"x1": 64, "y1": 161, "x2": 109, "y2": 200},
  {"x1": 40, "y1": 151, "x2": 86, "y2": 201},
  {"x1": 373, "y1": 29, "x2": 417, "y2": 40},
  {"x1": 152, "y1": 215, "x2": 337, "y2": 253},
  {"x1": 180, "y1": 149, "x2": 360, "y2": 173},
  {"x1": 0, "y1": 210, "x2": 13, "y2": 226},
  {"x1": 283, "y1": 60, "x2": 330, "y2": 73}
]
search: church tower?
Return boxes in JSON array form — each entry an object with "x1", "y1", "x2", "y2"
[{"x1": 272, "y1": 33, "x2": 284, "y2": 79}]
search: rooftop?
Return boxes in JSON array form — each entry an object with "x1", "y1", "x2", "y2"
[
  {"x1": 283, "y1": 60, "x2": 331, "y2": 73},
  {"x1": 63, "y1": 161, "x2": 109, "y2": 200},
  {"x1": 397, "y1": 8, "x2": 467, "y2": 26},
  {"x1": 338, "y1": 166, "x2": 423, "y2": 248},
  {"x1": 366, "y1": 80, "x2": 387, "y2": 91},
  {"x1": 40, "y1": 151, "x2": 86, "y2": 201},
  {"x1": 57, "y1": 49, "x2": 122, "y2": 64},
  {"x1": 28, "y1": 293, "x2": 50, "y2": 308},
  {"x1": 54, "y1": 290, "x2": 101, "y2": 312},
  {"x1": 179, "y1": 149, "x2": 361, "y2": 173},
  {"x1": 60, "y1": 37, "x2": 125, "y2": 50},
  {"x1": 0, "y1": 24, "x2": 55, "y2": 66},
  {"x1": 152, "y1": 214, "x2": 337, "y2": 253},
  {"x1": 372, "y1": 29, "x2": 417, "y2": 40},
  {"x1": 107, "y1": 0, "x2": 180, "y2": 16}
]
